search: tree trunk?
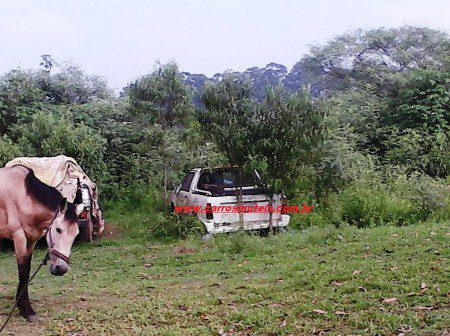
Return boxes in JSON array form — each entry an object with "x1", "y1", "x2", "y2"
[
  {"x1": 268, "y1": 193, "x2": 274, "y2": 234},
  {"x1": 237, "y1": 168, "x2": 245, "y2": 231},
  {"x1": 163, "y1": 160, "x2": 168, "y2": 212}
]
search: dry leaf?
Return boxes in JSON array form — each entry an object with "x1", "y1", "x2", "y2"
[
  {"x1": 331, "y1": 281, "x2": 344, "y2": 286},
  {"x1": 420, "y1": 282, "x2": 427, "y2": 289},
  {"x1": 353, "y1": 270, "x2": 361, "y2": 275},
  {"x1": 416, "y1": 306, "x2": 433, "y2": 311},
  {"x1": 334, "y1": 311, "x2": 347, "y2": 315},
  {"x1": 312, "y1": 309, "x2": 327, "y2": 314},
  {"x1": 382, "y1": 297, "x2": 398, "y2": 303}
]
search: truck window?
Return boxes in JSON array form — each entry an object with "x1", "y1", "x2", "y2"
[
  {"x1": 180, "y1": 172, "x2": 195, "y2": 192},
  {"x1": 198, "y1": 169, "x2": 256, "y2": 190}
]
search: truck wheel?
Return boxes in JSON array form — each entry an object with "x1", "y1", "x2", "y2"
[
  {"x1": 202, "y1": 233, "x2": 213, "y2": 241},
  {"x1": 278, "y1": 226, "x2": 288, "y2": 234},
  {"x1": 78, "y1": 219, "x2": 93, "y2": 243}
]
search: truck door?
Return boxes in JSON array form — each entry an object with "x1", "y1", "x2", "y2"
[{"x1": 177, "y1": 172, "x2": 195, "y2": 207}]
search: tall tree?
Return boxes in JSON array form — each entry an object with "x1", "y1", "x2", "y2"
[
  {"x1": 199, "y1": 73, "x2": 256, "y2": 228},
  {"x1": 127, "y1": 61, "x2": 195, "y2": 206},
  {"x1": 248, "y1": 87, "x2": 323, "y2": 231},
  {"x1": 303, "y1": 26, "x2": 450, "y2": 93}
]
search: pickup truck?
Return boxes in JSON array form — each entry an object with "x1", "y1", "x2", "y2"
[{"x1": 170, "y1": 167, "x2": 290, "y2": 238}]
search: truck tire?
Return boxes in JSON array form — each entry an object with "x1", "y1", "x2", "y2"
[{"x1": 77, "y1": 219, "x2": 93, "y2": 243}]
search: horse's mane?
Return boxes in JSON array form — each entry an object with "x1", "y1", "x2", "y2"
[
  {"x1": 15, "y1": 165, "x2": 79, "y2": 222},
  {"x1": 23, "y1": 166, "x2": 62, "y2": 212}
]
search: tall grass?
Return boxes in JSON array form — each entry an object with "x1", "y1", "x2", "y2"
[
  {"x1": 291, "y1": 170, "x2": 449, "y2": 230},
  {"x1": 104, "y1": 184, "x2": 203, "y2": 242}
]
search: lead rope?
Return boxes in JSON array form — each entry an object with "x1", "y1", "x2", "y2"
[
  {"x1": 0, "y1": 209, "x2": 68, "y2": 334},
  {"x1": 0, "y1": 252, "x2": 50, "y2": 334}
]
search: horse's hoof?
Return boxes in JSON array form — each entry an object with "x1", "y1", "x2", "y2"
[{"x1": 26, "y1": 314, "x2": 38, "y2": 322}]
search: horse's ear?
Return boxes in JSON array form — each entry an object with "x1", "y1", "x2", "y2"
[
  {"x1": 59, "y1": 198, "x2": 68, "y2": 212},
  {"x1": 75, "y1": 203, "x2": 84, "y2": 216}
]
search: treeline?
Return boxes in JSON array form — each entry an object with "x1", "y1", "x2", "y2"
[{"x1": 0, "y1": 26, "x2": 448, "y2": 230}]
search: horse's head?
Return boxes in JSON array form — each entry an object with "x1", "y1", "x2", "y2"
[{"x1": 46, "y1": 198, "x2": 83, "y2": 276}]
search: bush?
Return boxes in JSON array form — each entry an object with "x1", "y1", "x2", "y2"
[
  {"x1": 105, "y1": 185, "x2": 205, "y2": 242},
  {"x1": 0, "y1": 135, "x2": 21, "y2": 167},
  {"x1": 150, "y1": 213, "x2": 204, "y2": 241},
  {"x1": 290, "y1": 167, "x2": 449, "y2": 229},
  {"x1": 334, "y1": 170, "x2": 447, "y2": 227}
]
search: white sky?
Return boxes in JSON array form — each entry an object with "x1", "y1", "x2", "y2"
[{"x1": 1, "y1": 0, "x2": 449, "y2": 91}]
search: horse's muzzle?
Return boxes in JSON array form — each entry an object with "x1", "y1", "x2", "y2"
[{"x1": 49, "y1": 261, "x2": 68, "y2": 276}]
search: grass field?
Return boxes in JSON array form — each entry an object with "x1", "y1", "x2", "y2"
[{"x1": 0, "y1": 221, "x2": 449, "y2": 335}]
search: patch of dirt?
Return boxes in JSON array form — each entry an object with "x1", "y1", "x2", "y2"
[
  {"x1": 96, "y1": 222, "x2": 122, "y2": 241},
  {"x1": 173, "y1": 247, "x2": 196, "y2": 255}
]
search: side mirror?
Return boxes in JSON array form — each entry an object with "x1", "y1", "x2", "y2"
[{"x1": 175, "y1": 185, "x2": 181, "y2": 194}]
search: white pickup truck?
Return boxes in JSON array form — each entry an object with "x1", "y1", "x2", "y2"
[{"x1": 170, "y1": 167, "x2": 290, "y2": 238}]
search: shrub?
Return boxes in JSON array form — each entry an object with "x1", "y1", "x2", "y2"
[
  {"x1": 335, "y1": 169, "x2": 447, "y2": 227},
  {"x1": 105, "y1": 185, "x2": 205, "y2": 242},
  {"x1": 290, "y1": 167, "x2": 449, "y2": 228},
  {"x1": 0, "y1": 135, "x2": 21, "y2": 167}
]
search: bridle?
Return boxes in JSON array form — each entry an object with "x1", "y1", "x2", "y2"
[{"x1": 45, "y1": 210, "x2": 71, "y2": 264}]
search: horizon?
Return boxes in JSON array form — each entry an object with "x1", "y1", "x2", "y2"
[{"x1": 1, "y1": 0, "x2": 450, "y2": 91}]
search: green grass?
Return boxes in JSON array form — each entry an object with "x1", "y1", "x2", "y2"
[{"x1": 0, "y1": 221, "x2": 449, "y2": 335}]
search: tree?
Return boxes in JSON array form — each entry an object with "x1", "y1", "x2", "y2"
[
  {"x1": 127, "y1": 61, "x2": 196, "y2": 206},
  {"x1": 382, "y1": 69, "x2": 450, "y2": 177},
  {"x1": 303, "y1": 26, "x2": 450, "y2": 93},
  {"x1": 248, "y1": 87, "x2": 323, "y2": 231},
  {"x1": 128, "y1": 61, "x2": 191, "y2": 126},
  {"x1": 199, "y1": 73, "x2": 256, "y2": 228}
]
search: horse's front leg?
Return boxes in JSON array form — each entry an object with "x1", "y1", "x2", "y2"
[{"x1": 13, "y1": 229, "x2": 38, "y2": 322}]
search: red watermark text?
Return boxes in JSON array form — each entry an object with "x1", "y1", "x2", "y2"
[{"x1": 174, "y1": 204, "x2": 314, "y2": 214}]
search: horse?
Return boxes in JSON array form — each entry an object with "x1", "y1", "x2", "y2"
[{"x1": 0, "y1": 165, "x2": 83, "y2": 322}]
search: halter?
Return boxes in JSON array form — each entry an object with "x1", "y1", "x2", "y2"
[{"x1": 45, "y1": 210, "x2": 71, "y2": 264}]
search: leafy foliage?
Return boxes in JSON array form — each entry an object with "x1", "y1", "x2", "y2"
[
  {"x1": 0, "y1": 25, "x2": 449, "y2": 234},
  {"x1": 248, "y1": 87, "x2": 323, "y2": 197},
  {"x1": 12, "y1": 109, "x2": 107, "y2": 182},
  {"x1": 199, "y1": 73, "x2": 255, "y2": 168},
  {"x1": 304, "y1": 26, "x2": 450, "y2": 93}
]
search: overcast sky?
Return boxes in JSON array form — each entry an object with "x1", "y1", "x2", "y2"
[{"x1": 1, "y1": 0, "x2": 449, "y2": 91}]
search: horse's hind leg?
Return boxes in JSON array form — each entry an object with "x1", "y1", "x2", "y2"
[{"x1": 13, "y1": 229, "x2": 37, "y2": 322}]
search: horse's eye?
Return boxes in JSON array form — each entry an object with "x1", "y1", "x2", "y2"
[{"x1": 56, "y1": 228, "x2": 62, "y2": 234}]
